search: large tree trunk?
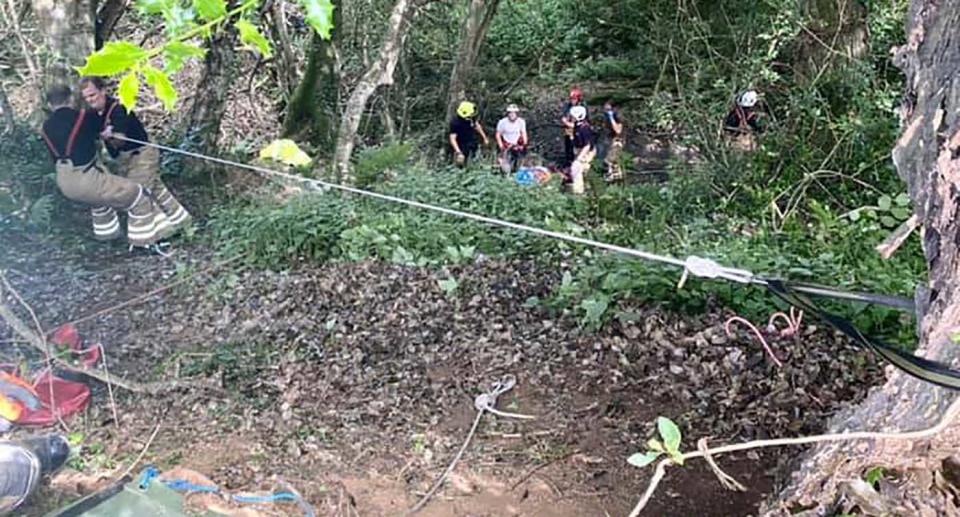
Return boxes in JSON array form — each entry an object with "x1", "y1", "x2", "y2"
[
  {"x1": 281, "y1": 0, "x2": 341, "y2": 153},
  {"x1": 444, "y1": 0, "x2": 500, "y2": 122},
  {"x1": 266, "y1": 0, "x2": 299, "y2": 102},
  {"x1": 31, "y1": 0, "x2": 95, "y2": 94},
  {"x1": 179, "y1": 27, "x2": 238, "y2": 169},
  {"x1": 0, "y1": 82, "x2": 14, "y2": 134},
  {"x1": 796, "y1": 0, "x2": 868, "y2": 83},
  {"x1": 333, "y1": 0, "x2": 414, "y2": 182},
  {"x1": 765, "y1": 2, "x2": 960, "y2": 515},
  {"x1": 95, "y1": 0, "x2": 127, "y2": 49}
]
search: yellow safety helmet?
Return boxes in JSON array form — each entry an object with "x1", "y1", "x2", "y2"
[{"x1": 457, "y1": 101, "x2": 477, "y2": 119}]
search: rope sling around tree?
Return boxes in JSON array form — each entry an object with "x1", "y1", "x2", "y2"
[{"x1": 110, "y1": 135, "x2": 960, "y2": 389}]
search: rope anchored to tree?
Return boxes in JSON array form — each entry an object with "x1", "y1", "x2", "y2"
[{"x1": 110, "y1": 135, "x2": 960, "y2": 389}]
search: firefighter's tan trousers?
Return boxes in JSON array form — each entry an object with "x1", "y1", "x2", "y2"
[
  {"x1": 117, "y1": 145, "x2": 191, "y2": 227},
  {"x1": 54, "y1": 160, "x2": 162, "y2": 246}
]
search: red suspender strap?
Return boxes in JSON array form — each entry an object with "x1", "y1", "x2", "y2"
[
  {"x1": 103, "y1": 101, "x2": 119, "y2": 131},
  {"x1": 64, "y1": 109, "x2": 87, "y2": 158},
  {"x1": 40, "y1": 130, "x2": 59, "y2": 157}
]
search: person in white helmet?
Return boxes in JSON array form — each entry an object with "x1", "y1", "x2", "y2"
[
  {"x1": 495, "y1": 104, "x2": 529, "y2": 174},
  {"x1": 567, "y1": 105, "x2": 595, "y2": 195},
  {"x1": 724, "y1": 90, "x2": 762, "y2": 151}
]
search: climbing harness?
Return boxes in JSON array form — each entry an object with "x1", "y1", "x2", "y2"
[{"x1": 108, "y1": 135, "x2": 960, "y2": 389}]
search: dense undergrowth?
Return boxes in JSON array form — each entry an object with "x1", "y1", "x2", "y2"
[{"x1": 209, "y1": 155, "x2": 922, "y2": 341}]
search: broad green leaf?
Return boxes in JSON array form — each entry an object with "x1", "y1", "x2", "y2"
[
  {"x1": 300, "y1": 0, "x2": 336, "y2": 39},
  {"x1": 193, "y1": 0, "x2": 226, "y2": 21},
  {"x1": 895, "y1": 193, "x2": 911, "y2": 207},
  {"x1": 657, "y1": 416, "x2": 682, "y2": 453},
  {"x1": 646, "y1": 438, "x2": 664, "y2": 452},
  {"x1": 235, "y1": 19, "x2": 272, "y2": 57},
  {"x1": 163, "y1": 4, "x2": 197, "y2": 36},
  {"x1": 880, "y1": 215, "x2": 898, "y2": 228},
  {"x1": 848, "y1": 209, "x2": 860, "y2": 222},
  {"x1": 438, "y1": 278, "x2": 458, "y2": 295},
  {"x1": 891, "y1": 207, "x2": 911, "y2": 220},
  {"x1": 76, "y1": 41, "x2": 147, "y2": 77},
  {"x1": 865, "y1": 467, "x2": 885, "y2": 486},
  {"x1": 259, "y1": 139, "x2": 312, "y2": 166},
  {"x1": 877, "y1": 195, "x2": 892, "y2": 211},
  {"x1": 164, "y1": 42, "x2": 207, "y2": 74},
  {"x1": 142, "y1": 66, "x2": 178, "y2": 110},
  {"x1": 627, "y1": 452, "x2": 662, "y2": 468},
  {"x1": 117, "y1": 71, "x2": 140, "y2": 110},
  {"x1": 136, "y1": 0, "x2": 176, "y2": 15}
]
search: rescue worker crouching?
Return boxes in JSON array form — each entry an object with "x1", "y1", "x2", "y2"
[
  {"x1": 449, "y1": 101, "x2": 489, "y2": 168},
  {"x1": 568, "y1": 105, "x2": 596, "y2": 195},
  {"x1": 495, "y1": 104, "x2": 529, "y2": 174},
  {"x1": 724, "y1": 90, "x2": 762, "y2": 152},
  {"x1": 601, "y1": 101, "x2": 625, "y2": 182},
  {"x1": 40, "y1": 85, "x2": 166, "y2": 247},
  {"x1": 80, "y1": 77, "x2": 192, "y2": 239}
]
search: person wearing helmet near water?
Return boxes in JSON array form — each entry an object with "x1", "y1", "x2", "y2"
[
  {"x1": 568, "y1": 105, "x2": 596, "y2": 195},
  {"x1": 449, "y1": 101, "x2": 489, "y2": 168},
  {"x1": 495, "y1": 104, "x2": 529, "y2": 174},
  {"x1": 560, "y1": 87, "x2": 587, "y2": 168},
  {"x1": 724, "y1": 90, "x2": 762, "y2": 151}
]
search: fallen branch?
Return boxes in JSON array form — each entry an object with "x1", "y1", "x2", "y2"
[
  {"x1": 627, "y1": 397, "x2": 960, "y2": 516},
  {"x1": 875, "y1": 214, "x2": 920, "y2": 260},
  {"x1": 116, "y1": 420, "x2": 163, "y2": 481},
  {"x1": 0, "y1": 274, "x2": 220, "y2": 395}
]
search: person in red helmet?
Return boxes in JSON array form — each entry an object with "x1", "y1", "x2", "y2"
[{"x1": 560, "y1": 87, "x2": 588, "y2": 169}]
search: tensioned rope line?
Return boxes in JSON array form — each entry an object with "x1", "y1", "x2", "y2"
[
  {"x1": 107, "y1": 135, "x2": 960, "y2": 389},
  {"x1": 112, "y1": 135, "x2": 908, "y2": 308}
]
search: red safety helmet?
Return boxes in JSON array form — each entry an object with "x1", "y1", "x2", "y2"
[{"x1": 569, "y1": 87, "x2": 584, "y2": 102}]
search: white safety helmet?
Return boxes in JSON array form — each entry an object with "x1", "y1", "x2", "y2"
[
  {"x1": 738, "y1": 90, "x2": 758, "y2": 108},
  {"x1": 570, "y1": 105, "x2": 587, "y2": 122},
  {"x1": 506, "y1": 103, "x2": 520, "y2": 113}
]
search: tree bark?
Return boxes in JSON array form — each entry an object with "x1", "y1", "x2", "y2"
[
  {"x1": 765, "y1": 2, "x2": 960, "y2": 515},
  {"x1": 444, "y1": 0, "x2": 500, "y2": 123},
  {"x1": 266, "y1": 0, "x2": 299, "y2": 101},
  {"x1": 179, "y1": 27, "x2": 239, "y2": 168},
  {"x1": 0, "y1": 82, "x2": 14, "y2": 134},
  {"x1": 31, "y1": 0, "x2": 95, "y2": 94},
  {"x1": 282, "y1": 0, "x2": 341, "y2": 153},
  {"x1": 95, "y1": 0, "x2": 127, "y2": 49},
  {"x1": 333, "y1": 0, "x2": 414, "y2": 182}
]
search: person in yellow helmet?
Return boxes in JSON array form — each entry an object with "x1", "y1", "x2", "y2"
[{"x1": 449, "y1": 101, "x2": 489, "y2": 168}]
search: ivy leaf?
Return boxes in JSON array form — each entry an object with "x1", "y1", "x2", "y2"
[
  {"x1": 76, "y1": 41, "x2": 147, "y2": 77},
  {"x1": 193, "y1": 0, "x2": 226, "y2": 21},
  {"x1": 117, "y1": 71, "x2": 140, "y2": 111},
  {"x1": 300, "y1": 0, "x2": 336, "y2": 39},
  {"x1": 895, "y1": 193, "x2": 911, "y2": 207},
  {"x1": 164, "y1": 42, "x2": 207, "y2": 73},
  {"x1": 142, "y1": 66, "x2": 178, "y2": 110},
  {"x1": 627, "y1": 452, "x2": 662, "y2": 468},
  {"x1": 877, "y1": 195, "x2": 892, "y2": 211},
  {"x1": 657, "y1": 416, "x2": 682, "y2": 454},
  {"x1": 136, "y1": 0, "x2": 176, "y2": 15},
  {"x1": 235, "y1": 19, "x2": 272, "y2": 57}
]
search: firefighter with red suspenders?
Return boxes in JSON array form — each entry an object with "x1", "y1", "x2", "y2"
[
  {"x1": 80, "y1": 77, "x2": 192, "y2": 238},
  {"x1": 40, "y1": 85, "x2": 166, "y2": 247}
]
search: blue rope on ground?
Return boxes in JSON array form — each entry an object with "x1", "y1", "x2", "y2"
[{"x1": 139, "y1": 466, "x2": 316, "y2": 516}]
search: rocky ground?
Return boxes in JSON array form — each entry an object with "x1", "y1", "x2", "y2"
[{"x1": 0, "y1": 222, "x2": 888, "y2": 517}]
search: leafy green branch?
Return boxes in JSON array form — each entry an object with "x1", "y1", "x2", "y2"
[{"x1": 76, "y1": 0, "x2": 335, "y2": 111}]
